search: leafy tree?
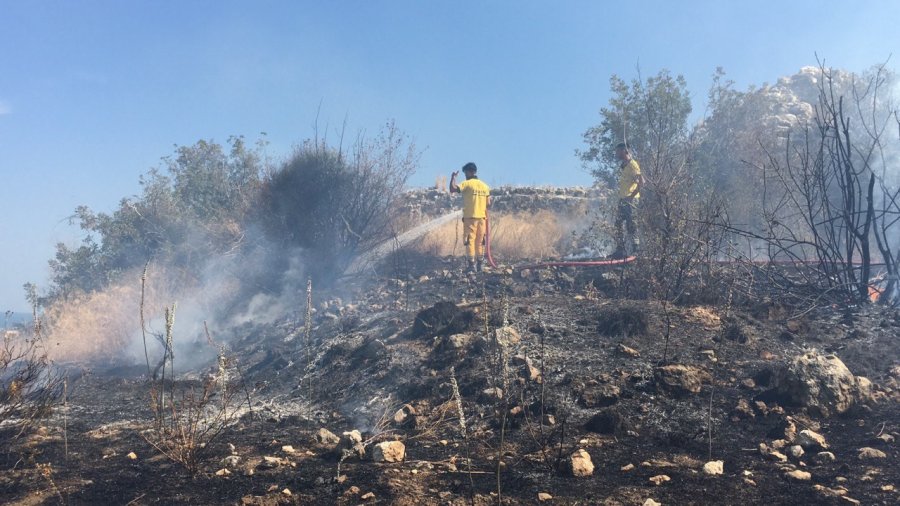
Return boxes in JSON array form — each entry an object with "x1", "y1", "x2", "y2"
[
  {"x1": 48, "y1": 237, "x2": 106, "y2": 300},
  {"x1": 579, "y1": 70, "x2": 692, "y2": 186},
  {"x1": 47, "y1": 136, "x2": 264, "y2": 300},
  {"x1": 167, "y1": 135, "x2": 262, "y2": 224},
  {"x1": 580, "y1": 70, "x2": 725, "y2": 299}
]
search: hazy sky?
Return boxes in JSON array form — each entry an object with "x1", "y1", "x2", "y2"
[{"x1": 1, "y1": 0, "x2": 898, "y2": 310}]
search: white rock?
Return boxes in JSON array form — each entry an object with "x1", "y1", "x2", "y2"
[
  {"x1": 261, "y1": 456, "x2": 285, "y2": 468},
  {"x1": 703, "y1": 460, "x2": 724, "y2": 475},
  {"x1": 342, "y1": 430, "x2": 363, "y2": 444},
  {"x1": 339, "y1": 430, "x2": 366, "y2": 458},
  {"x1": 222, "y1": 455, "x2": 241, "y2": 467},
  {"x1": 814, "y1": 452, "x2": 836, "y2": 464},
  {"x1": 766, "y1": 451, "x2": 788, "y2": 462},
  {"x1": 494, "y1": 326, "x2": 520, "y2": 345},
  {"x1": 796, "y1": 429, "x2": 828, "y2": 449},
  {"x1": 773, "y1": 351, "x2": 870, "y2": 417},
  {"x1": 874, "y1": 433, "x2": 895, "y2": 444},
  {"x1": 649, "y1": 474, "x2": 671, "y2": 486},
  {"x1": 814, "y1": 484, "x2": 850, "y2": 499},
  {"x1": 786, "y1": 469, "x2": 812, "y2": 481},
  {"x1": 788, "y1": 445, "x2": 805, "y2": 459},
  {"x1": 373, "y1": 441, "x2": 406, "y2": 463},
  {"x1": 315, "y1": 428, "x2": 341, "y2": 445},
  {"x1": 654, "y1": 364, "x2": 710, "y2": 395},
  {"x1": 618, "y1": 343, "x2": 641, "y2": 358},
  {"x1": 481, "y1": 387, "x2": 504, "y2": 401},
  {"x1": 857, "y1": 447, "x2": 886, "y2": 459},
  {"x1": 447, "y1": 333, "x2": 472, "y2": 349},
  {"x1": 393, "y1": 404, "x2": 416, "y2": 425},
  {"x1": 570, "y1": 449, "x2": 594, "y2": 477}
]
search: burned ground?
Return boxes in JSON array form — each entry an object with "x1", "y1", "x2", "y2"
[{"x1": 2, "y1": 255, "x2": 899, "y2": 505}]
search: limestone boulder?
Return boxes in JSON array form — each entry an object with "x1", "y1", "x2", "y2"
[
  {"x1": 373, "y1": 441, "x2": 406, "y2": 463},
  {"x1": 772, "y1": 351, "x2": 872, "y2": 417},
  {"x1": 570, "y1": 449, "x2": 594, "y2": 477},
  {"x1": 654, "y1": 364, "x2": 711, "y2": 396},
  {"x1": 339, "y1": 430, "x2": 366, "y2": 459},
  {"x1": 315, "y1": 428, "x2": 341, "y2": 446},
  {"x1": 494, "y1": 326, "x2": 521, "y2": 346},
  {"x1": 795, "y1": 429, "x2": 828, "y2": 450},
  {"x1": 703, "y1": 460, "x2": 724, "y2": 475}
]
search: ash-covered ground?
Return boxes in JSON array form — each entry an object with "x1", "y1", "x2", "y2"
[{"x1": 3, "y1": 251, "x2": 899, "y2": 505}]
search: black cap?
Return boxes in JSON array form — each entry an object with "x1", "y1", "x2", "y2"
[{"x1": 462, "y1": 162, "x2": 477, "y2": 173}]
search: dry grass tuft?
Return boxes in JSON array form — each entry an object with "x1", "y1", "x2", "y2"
[
  {"x1": 42, "y1": 266, "x2": 238, "y2": 364},
  {"x1": 414, "y1": 210, "x2": 577, "y2": 260}
]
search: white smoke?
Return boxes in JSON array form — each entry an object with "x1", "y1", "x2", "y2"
[{"x1": 44, "y1": 234, "x2": 313, "y2": 374}]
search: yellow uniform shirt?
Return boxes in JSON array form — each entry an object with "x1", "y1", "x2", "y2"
[
  {"x1": 459, "y1": 178, "x2": 490, "y2": 218},
  {"x1": 618, "y1": 159, "x2": 641, "y2": 199}
]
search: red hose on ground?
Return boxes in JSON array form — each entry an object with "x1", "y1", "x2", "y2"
[
  {"x1": 518, "y1": 257, "x2": 884, "y2": 270},
  {"x1": 519, "y1": 257, "x2": 637, "y2": 269},
  {"x1": 485, "y1": 209, "x2": 497, "y2": 268}
]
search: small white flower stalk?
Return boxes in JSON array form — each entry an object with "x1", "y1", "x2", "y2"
[
  {"x1": 450, "y1": 366, "x2": 476, "y2": 501},
  {"x1": 499, "y1": 337, "x2": 510, "y2": 395},
  {"x1": 164, "y1": 303, "x2": 177, "y2": 375},
  {"x1": 217, "y1": 345, "x2": 229, "y2": 409},
  {"x1": 304, "y1": 278, "x2": 314, "y2": 415},
  {"x1": 304, "y1": 279, "x2": 313, "y2": 344},
  {"x1": 449, "y1": 367, "x2": 466, "y2": 433},
  {"x1": 217, "y1": 347, "x2": 228, "y2": 384},
  {"x1": 501, "y1": 294, "x2": 510, "y2": 327}
]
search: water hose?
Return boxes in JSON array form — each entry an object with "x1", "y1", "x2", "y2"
[
  {"x1": 519, "y1": 257, "x2": 884, "y2": 270},
  {"x1": 519, "y1": 257, "x2": 636, "y2": 269}
]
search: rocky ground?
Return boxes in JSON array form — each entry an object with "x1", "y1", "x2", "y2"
[{"x1": 2, "y1": 253, "x2": 899, "y2": 505}]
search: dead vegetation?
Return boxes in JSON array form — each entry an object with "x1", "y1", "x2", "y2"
[
  {"x1": 2, "y1": 232, "x2": 898, "y2": 504},
  {"x1": 0, "y1": 332, "x2": 61, "y2": 445},
  {"x1": 1, "y1": 295, "x2": 63, "y2": 450},
  {"x1": 415, "y1": 210, "x2": 578, "y2": 260},
  {"x1": 6, "y1": 60, "x2": 898, "y2": 505}
]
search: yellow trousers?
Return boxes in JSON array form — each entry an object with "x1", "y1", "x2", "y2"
[{"x1": 462, "y1": 218, "x2": 486, "y2": 260}]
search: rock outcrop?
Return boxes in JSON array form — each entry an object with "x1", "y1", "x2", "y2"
[
  {"x1": 772, "y1": 351, "x2": 873, "y2": 417},
  {"x1": 373, "y1": 441, "x2": 406, "y2": 463},
  {"x1": 570, "y1": 449, "x2": 595, "y2": 477},
  {"x1": 654, "y1": 364, "x2": 710, "y2": 396}
]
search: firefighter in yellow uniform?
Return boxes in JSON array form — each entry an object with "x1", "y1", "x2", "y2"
[
  {"x1": 613, "y1": 143, "x2": 642, "y2": 259},
  {"x1": 450, "y1": 162, "x2": 491, "y2": 272}
]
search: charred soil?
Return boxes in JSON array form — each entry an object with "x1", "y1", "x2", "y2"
[{"x1": 2, "y1": 256, "x2": 899, "y2": 505}]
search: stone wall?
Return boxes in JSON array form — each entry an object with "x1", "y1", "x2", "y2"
[{"x1": 400, "y1": 186, "x2": 610, "y2": 219}]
